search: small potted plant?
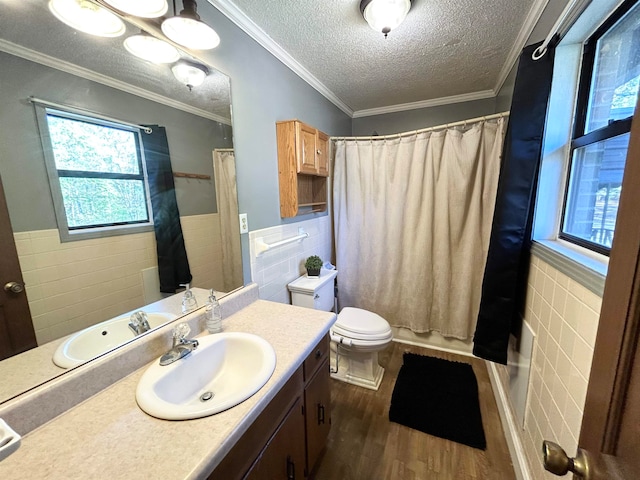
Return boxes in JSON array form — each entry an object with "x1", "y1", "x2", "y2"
[{"x1": 305, "y1": 255, "x2": 323, "y2": 277}]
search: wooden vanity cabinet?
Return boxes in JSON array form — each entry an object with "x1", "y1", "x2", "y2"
[
  {"x1": 208, "y1": 335, "x2": 331, "y2": 480},
  {"x1": 244, "y1": 397, "x2": 306, "y2": 480},
  {"x1": 302, "y1": 335, "x2": 331, "y2": 477},
  {"x1": 277, "y1": 120, "x2": 330, "y2": 218}
]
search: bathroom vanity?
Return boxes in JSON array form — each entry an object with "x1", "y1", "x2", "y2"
[{"x1": 0, "y1": 284, "x2": 336, "y2": 479}]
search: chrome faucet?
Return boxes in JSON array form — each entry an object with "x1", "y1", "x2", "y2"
[
  {"x1": 128, "y1": 311, "x2": 151, "y2": 336},
  {"x1": 160, "y1": 323, "x2": 199, "y2": 366}
]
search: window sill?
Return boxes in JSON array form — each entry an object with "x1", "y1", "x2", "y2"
[
  {"x1": 531, "y1": 239, "x2": 607, "y2": 296},
  {"x1": 61, "y1": 223, "x2": 154, "y2": 243}
]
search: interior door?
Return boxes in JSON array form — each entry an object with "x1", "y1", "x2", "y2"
[
  {"x1": 0, "y1": 175, "x2": 37, "y2": 360},
  {"x1": 542, "y1": 101, "x2": 640, "y2": 478}
]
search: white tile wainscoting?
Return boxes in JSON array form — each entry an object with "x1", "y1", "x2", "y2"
[
  {"x1": 249, "y1": 216, "x2": 332, "y2": 305},
  {"x1": 491, "y1": 254, "x2": 602, "y2": 480},
  {"x1": 14, "y1": 213, "x2": 225, "y2": 345}
]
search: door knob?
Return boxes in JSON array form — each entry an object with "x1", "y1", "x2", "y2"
[
  {"x1": 543, "y1": 440, "x2": 592, "y2": 478},
  {"x1": 4, "y1": 282, "x2": 24, "y2": 294}
]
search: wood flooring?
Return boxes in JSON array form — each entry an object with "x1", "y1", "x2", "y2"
[{"x1": 312, "y1": 342, "x2": 515, "y2": 480}]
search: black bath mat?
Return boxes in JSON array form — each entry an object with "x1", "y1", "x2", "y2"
[{"x1": 388, "y1": 353, "x2": 486, "y2": 449}]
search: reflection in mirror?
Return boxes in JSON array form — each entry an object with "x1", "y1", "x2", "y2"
[{"x1": 0, "y1": 0, "x2": 242, "y2": 403}]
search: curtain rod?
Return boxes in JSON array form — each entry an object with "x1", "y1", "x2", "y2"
[
  {"x1": 332, "y1": 111, "x2": 509, "y2": 142},
  {"x1": 28, "y1": 97, "x2": 153, "y2": 134},
  {"x1": 532, "y1": 0, "x2": 591, "y2": 60}
]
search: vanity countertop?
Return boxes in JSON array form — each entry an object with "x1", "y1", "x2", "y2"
[{"x1": 0, "y1": 299, "x2": 336, "y2": 480}]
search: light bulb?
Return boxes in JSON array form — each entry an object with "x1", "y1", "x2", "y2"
[
  {"x1": 361, "y1": 0, "x2": 411, "y2": 36},
  {"x1": 162, "y1": 16, "x2": 220, "y2": 50},
  {"x1": 48, "y1": 0, "x2": 126, "y2": 38},
  {"x1": 172, "y1": 61, "x2": 209, "y2": 89},
  {"x1": 124, "y1": 34, "x2": 180, "y2": 64},
  {"x1": 102, "y1": 0, "x2": 168, "y2": 18}
]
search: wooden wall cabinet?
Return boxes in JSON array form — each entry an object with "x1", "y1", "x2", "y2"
[
  {"x1": 277, "y1": 120, "x2": 330, "y2": 218},
  {"x1": 209, "y1": 336, "x2": 331, "y2": 479}
]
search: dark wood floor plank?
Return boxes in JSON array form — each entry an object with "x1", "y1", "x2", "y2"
[{"x1": 313, "y1": 342, "x2": 515, "y2": 479}]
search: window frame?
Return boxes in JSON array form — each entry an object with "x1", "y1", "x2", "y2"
[
  {"x1": 558, "y1": 0, "x2": 639, "y2": 255},
  {"x1": 35, "y1": 105, "x2": 154, "y2": 242}
]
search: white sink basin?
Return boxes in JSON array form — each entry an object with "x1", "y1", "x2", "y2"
[
  {"x1": 135, "y1": 332, "x2": 276, "y2": 420},
  {"x1": 53, "y1": 312, "x2": 177, "y2": 369}
]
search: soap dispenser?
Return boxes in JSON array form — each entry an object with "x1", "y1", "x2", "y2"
[
  {"x1": 180, "y1": 283, "x2": 198, "y2": 313},
  {"x1": 205, "y1": 289, "x2": 222, "y2": 333}
]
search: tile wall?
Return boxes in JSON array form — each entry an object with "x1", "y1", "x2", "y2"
[
  {"x1": 498, "y1": 254, "x2": 602, "y2": 479},
  {"x1": 249, "y1": 216, "x2": 333, "y2": 304},
  {"x1": 14, "y1": 213, "x2": 223, "y2": 345}
]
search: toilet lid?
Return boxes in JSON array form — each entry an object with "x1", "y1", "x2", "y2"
[{"x1": 334, "y1": 307, "x2": 392, "y2": 341}]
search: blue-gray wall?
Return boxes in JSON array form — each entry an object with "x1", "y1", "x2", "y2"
[
  {"x1": 195, "y1": 6, "x2": 352, "y2": 282},
  {"x1": 0, "y1": 51, "x2": 232, "y2": 233},
  {"x1": 351, "y1": 98, "x2": 498, "y2": 136}
]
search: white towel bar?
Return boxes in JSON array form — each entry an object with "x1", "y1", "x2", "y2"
[{"x1": 255, "y1": 229, "x2": 308, "y2": 256}]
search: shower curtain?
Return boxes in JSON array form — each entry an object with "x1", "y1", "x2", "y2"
[
  {"x1": 213, "y1": 149, "x2": 243, "y2": 292},
  {"x1": 333, "y1": 119, "x2": 506, "y2": 339}
]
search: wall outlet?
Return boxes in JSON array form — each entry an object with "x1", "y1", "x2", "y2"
[{"x1": 239, "y1": 213, "x2": 249, "y2": 234}]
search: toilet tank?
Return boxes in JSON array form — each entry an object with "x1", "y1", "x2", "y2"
[{"x1": 287, "y1": 269, "x2": 337, "y2": 312}]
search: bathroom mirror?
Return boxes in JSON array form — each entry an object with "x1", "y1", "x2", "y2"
[{"x1": 0, "y1": 0, "x2": 243, "y2": 403}]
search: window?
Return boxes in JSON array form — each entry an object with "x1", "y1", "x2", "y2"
[
  {"x1": 37, "y1": 108, "x2": 153, "y2": 241},
  {"x1": 560, "y1": 0, "x2": 640, "y2": 254}
]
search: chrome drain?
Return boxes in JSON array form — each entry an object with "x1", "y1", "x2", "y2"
[{"x1": 200, "y1": 391, "x2": 214, "y2": 402}]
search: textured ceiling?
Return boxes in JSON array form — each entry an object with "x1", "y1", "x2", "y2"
[
  {"x1": 227, "y1": 0, "x2": 535, "y2": 112},
  {"x1": 0, "y1": 0, "x2": 232, "y2": 123}
]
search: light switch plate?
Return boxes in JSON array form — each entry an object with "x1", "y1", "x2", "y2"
[{"x1": 239, "y1": 213, "x2": 248, "y2": 234}]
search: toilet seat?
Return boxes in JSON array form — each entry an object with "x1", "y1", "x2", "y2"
[{"x1": 332, "y1": 307, "x2": 393, "y2": 344}]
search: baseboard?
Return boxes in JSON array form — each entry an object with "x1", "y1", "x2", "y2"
[
  {"x1": 486, "y1": 361, "x2": 533, "y2": 480},
  {"x1": 391, "y1": 338, "x2": 475, "y2": 358}
]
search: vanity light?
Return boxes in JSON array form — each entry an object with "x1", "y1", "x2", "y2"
[
  {"x1": 48, "y1": 0, "x2": 126, "y2": 38},
  {"x1": 102, "y1": 0, "x2": 168, "y2": 18},
  {"x1": 124, "y1": 33, "x2": 180, "y2": 64},
  {"x1": 161, "y1": 0, "x2": 220, "y2": 50},
  {"x1": 171, "y1": 60, "x2": 209, "y2": 90},
  {"x1": 360, "y1": 0, "x2": 412, "y2": 38}
]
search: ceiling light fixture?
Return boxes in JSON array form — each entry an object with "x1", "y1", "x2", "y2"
[
  {"x1": 360, "y1": 0, "x2": 412, "y2": 38},
  {"x1": 124, "y1": 33, "x2": 181, "y2": 64},
  {"x1": 171, "y1": 60, "x2": 209, "y2": 90},
  {"x1": 161, "y1": 0, "x2": 220, "y2": 50},
  {"x1": 102, "y1": 0, "x2": 168, "y2": 18},
  {"x1": 48, "y1": 0, "x2": 126, "y2": 37}
]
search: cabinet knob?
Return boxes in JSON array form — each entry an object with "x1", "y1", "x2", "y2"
[
  {"x1": 316, "y1": 149, "x2": 322, "y2": 155},
  {"x1": 314, "y1": 294, "x2": 320, "y2": 299},
  {"x1": 315, "y1": 349, "x2": 322, "y2": 359}
]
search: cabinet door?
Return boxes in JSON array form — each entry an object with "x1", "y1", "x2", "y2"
[
  {"x1": 304, "y1": 360, "x2": 331, "y2": 473},
  {"x1": 316, "y1": 131, "x2": 329, "y2": 177},
  {"x1": 297, "y1": 122, "x2": 319, "y2": 174},
  {"x1": 245, "y1": 397, "x2": 306, "y2": 480}
]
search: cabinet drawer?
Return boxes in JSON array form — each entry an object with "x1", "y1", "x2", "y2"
[{"x1": 303, "y1": 335, "x2": 329, "y2": 382}]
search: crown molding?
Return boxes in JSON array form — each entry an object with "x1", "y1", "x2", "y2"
[
  {"x1": 352, "y1": 90, "x2": 496, "y2": 118},
  {"x1": 493, "y1": 0, "x2": 550, "y2": 95},
  {"x1": 0, "y1": 39, "x2": 232, "y2": 125},
  {"x1": 206, "y1": 0, "x2": 354, "y2": 117}
]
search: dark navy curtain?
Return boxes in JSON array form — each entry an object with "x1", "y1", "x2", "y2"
[
  {"x1": 473, "y1": 41, "x2": 556, "y2": 364},
  {"x1": 141, "y1": 126, "x2": 192, "y2": 293}
]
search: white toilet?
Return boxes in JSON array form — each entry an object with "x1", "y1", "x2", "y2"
[{"x1": 288, "y1": 270, "x2": 393, "y2": 390}]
